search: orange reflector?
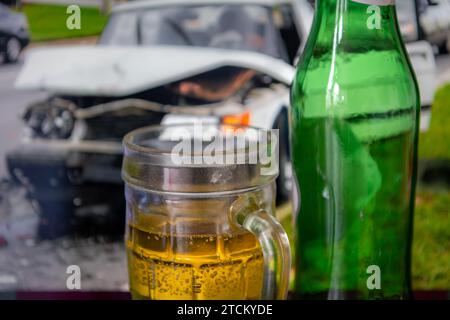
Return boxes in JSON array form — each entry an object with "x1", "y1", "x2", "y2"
[{"x1": 222, "y1": 111, "x2": 251, "y2": 126}]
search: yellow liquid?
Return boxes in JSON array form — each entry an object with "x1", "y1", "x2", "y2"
[{"x1": 126, "y1": 224, "x2": 264, "y2": 300}]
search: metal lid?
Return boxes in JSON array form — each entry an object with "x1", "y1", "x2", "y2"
[{"x1": 122, "y1": 124, "x2": 279, "y2": 194}]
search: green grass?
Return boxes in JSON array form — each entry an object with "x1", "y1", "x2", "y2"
[
  {"x1": 412, "y1": 84, "x2": 450, "y2": 290},
  {"x1": 21, "y1": 4, "x2": 108, "y2": 42},
  {"x1": 413, "y1": 191, "x2": 450, "y2": 290},
  {"x1": 278, "y1": 192, "x2": 450, "y2": 291},
  {"x1": 419, "y1": 84, "x2": 450, "y2": 160}
]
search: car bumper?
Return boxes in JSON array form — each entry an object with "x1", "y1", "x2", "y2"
[{"x1": 6, "y1": 145, "x2": 125, "y2": 239}]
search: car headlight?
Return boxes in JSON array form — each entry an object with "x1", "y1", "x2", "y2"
[{"x1": 23, "y1": 100, "x2": 75, "y2": 139}]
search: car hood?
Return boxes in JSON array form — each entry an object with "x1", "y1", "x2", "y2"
[{"x1": 15, "y1": 45, "x2": 295, "y2": 96}]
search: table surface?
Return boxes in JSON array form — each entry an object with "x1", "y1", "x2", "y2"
[{"x1": 0, "y1": 290, "x2": 448, "y2": 300}]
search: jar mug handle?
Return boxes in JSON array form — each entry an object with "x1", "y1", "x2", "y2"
[{"x1": 230, "y1": 196, "x2": 291, "y2": 300}]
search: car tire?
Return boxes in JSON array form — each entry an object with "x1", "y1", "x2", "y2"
[
  {"x1": 274, "y1": 109, "x2": 292, "y2": 205},
  {"x1": 5, "y1": 37, "x2": 21, "y2": 63}
]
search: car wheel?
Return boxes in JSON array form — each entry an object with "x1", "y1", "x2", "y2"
[
  {"x1": 274, "y1": 109, "x2": 292, "y2": 204},
  {"x1": 5, "y1": 37, "x2": 21, "y2": 63}
]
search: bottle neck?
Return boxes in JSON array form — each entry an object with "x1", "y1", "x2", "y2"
[{"x1": 312, "y1": 0, "x2": 402, "y2": 50}]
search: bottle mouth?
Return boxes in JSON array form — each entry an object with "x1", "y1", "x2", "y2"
[{"x1": 122, "y1": 123, "x2": 279, "y2": 194}]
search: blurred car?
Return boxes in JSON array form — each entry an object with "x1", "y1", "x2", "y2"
[
  {"x1": 10, "y1": 0, "x2": 314, "y2": 238},
  {"x1": 395, "y1": 0, "x2": 436, "y2": 132},
  {"x1": 0, "y1": 3, "x2": 29, "y2": 63},
  {"x1": 397, "y1": 0, "x2": 422, "y2": 43},
  {"x1": 417, "y1": 0, "x2": 450, "y2": 53},
  {"x1": 8, "y1": 0, "x2": 436, "y2": 239}
]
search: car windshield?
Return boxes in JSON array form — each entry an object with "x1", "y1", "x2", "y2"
[{"x1": 100, "y1": 5, "x2": 286, "y2": 59}]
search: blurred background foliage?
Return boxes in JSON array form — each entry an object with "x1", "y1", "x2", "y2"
[
  {"x1": 19, "y1": 4, "x2": 108, "y2": 41},
  {"x1": 419, "y1": 84, "x2": 450, "y2": 160}
]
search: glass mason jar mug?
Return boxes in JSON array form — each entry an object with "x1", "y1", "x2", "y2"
[{"x1": 122, "y1": 124, "x2": 291, "y2": 300}]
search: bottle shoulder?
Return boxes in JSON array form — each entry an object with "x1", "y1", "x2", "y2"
[{"x1": 291, "y1": 48, "x2": 420, "y2": 116}]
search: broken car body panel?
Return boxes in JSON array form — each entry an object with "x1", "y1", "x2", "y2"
[{"x1": 15, "y1": 46, "x2": 295, "y2": 96}]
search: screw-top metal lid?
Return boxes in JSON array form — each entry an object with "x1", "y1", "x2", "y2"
[{"x1": 122, "y1": 124, "x2": 279, "y2": 194}]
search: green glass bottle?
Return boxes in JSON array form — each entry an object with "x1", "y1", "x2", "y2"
[{"x1": 290, "y1": 0, "x2": 420, "y2": 299}]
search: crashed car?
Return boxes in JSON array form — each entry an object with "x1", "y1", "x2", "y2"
[
  {"x1": 8, "y1": 0, "x2": 436, "y2": 239},
  {"x1": 10, "y1": 0, "x2": 314, "y2": 238},
  {"x1": 417, "y1": 0, "x2": 450, "y2": 53}
]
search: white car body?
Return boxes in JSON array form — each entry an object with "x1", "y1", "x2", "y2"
[
  {"x1": 420, "y1": 0, "x2": 450, "y2": 50},
  {"x1": 16, "y1": 46, "x2": 294, "y2": 96},
  {"x1": 16, "y1": 45, "x2": 294, "y2": 131}
]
